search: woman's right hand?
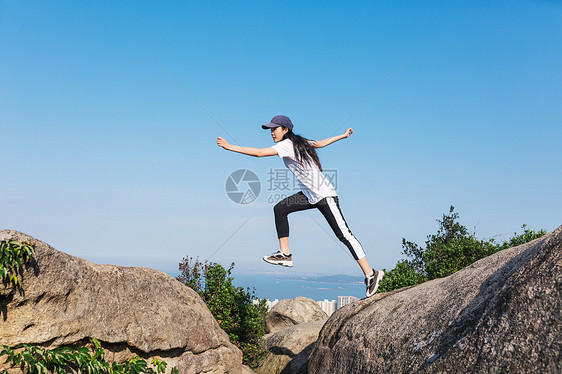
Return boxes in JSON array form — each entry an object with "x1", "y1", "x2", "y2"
[{"x1": 217, "y1": 137, "x2": 230, "y2": 149}]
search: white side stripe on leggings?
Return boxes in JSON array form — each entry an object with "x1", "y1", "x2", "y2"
[{"x1": 326, "y1": 197, "x2": 366, "y2": 260}]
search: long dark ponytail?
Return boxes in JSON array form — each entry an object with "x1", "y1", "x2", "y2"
[{"x1": 282, "y1": 128, "x2": 323, "y2": 171}]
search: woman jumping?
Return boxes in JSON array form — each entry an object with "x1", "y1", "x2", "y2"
[{"x1": 217, "y1": 115, "x2": 384, "y2": 298}]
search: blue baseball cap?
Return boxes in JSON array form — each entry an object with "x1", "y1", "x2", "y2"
[{"x1": 262, "y1": 115, "x2": 293, "y2": 131}]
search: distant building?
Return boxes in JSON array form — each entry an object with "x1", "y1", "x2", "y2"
[
  {"x1": 337, "y1": 296, "x2": 359, "y2": 310},
  {"x1": 258, "y1": 296, "x2": 359, "y2": 316},
  {"x1": 317, "y1": 299, "x2": 337, "y2": 316}
]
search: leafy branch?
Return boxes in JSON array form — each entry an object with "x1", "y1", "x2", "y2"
[
  {"x1": 0, "y1": 338, "x2": 178, "y2": 374},
  {"x1": 0, "y1": 240, "x2": 35, "y2": 290}
]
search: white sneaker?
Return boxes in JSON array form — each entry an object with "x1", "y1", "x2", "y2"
[
  {"x1": 365, "y1": 269, "x2": 384, "y2": 298},
  {"x1": 263, "y1": 251, "x2": 293, "y2": 267}
]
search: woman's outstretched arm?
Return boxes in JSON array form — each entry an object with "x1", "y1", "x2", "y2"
[
  {"x1": 312, "y1": 128, "x2": 353, "y2": 148},
  {"x1": 217, "y1": 137, "x2": 277, "y2": 157}
]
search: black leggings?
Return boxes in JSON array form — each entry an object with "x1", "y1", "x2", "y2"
[{"x1": 273, "y1": 192, "x2": 366, "y2": 261}]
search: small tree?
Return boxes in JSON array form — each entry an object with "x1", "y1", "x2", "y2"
[
  {"x1": 378, "y1": 206, "x2": 547, "y2": 293},
  {"x1": 177, "y1": 258, "x2": 268, "y2": 369},
  {"x1": 403, "y1": 206, "x2": 500, "y2": 280}
]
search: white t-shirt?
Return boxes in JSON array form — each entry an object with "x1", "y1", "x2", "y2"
[{"x1": 272, "y1": 138, "x2": 337, "y2": 204}]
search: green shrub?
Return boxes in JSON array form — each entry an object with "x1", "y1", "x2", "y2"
[
  {"x1": 495, "y1": 224, "x2": 547, "y2": 251},
  {"x1": 0, "y1": 338, "x2": 177, "y2": 374},
  {"x1": 177, "y1": 258, "x2": 268, "y2": 369},
  {"x1": 377, "y1": 260, "x2": 423, "y2": 293},
  {"x1": 0, "y1": 240, "x2": 35, "y2": 290},
  {"x1": 378, "y1": 206, "x2": 547, "y2": 293}
]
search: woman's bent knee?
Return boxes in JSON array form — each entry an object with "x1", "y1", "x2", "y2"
[{"x1": 274, "y1": 201, "x2": 287, "y2": 216}]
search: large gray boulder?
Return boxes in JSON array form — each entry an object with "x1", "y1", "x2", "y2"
[
  {"x1": 265, "y1": 297, "x2": 328, "y2": 334},
  {"x1": 256, "y1": 320, "x2": 325, "y2": 374},
  {"x1": 0, "y1": 230, "x2": 251, "y2": 374},
  {"x1": 257, "y1": 297, "x2": 328, "y2": 373},
  {"x1": 309, "y1": 225, "x2": 562, "y2": 374}
]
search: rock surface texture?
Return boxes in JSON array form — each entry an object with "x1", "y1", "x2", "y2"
[
  {"x1": 265, "y1": 296, "x2": 328, "y2": 334},
  {"x1": 257, "y1": 297, "x2": 328, "y2": 374},
  {"x1": 257, "y1": 320, "x2": 325, "y2": 374},
  {"x1": 308, "y1": 225, "x2": 562, "y2": 374},
  {"x1": 0, "y1": 230, "x2": 251, "y2": 374}
]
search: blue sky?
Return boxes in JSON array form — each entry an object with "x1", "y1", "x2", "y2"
[{"x1": 1, "y1": 0, "x2": 561, "y2": 277}]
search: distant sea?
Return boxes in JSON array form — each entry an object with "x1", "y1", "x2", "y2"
[{"x1": 230, "y1": 271, "x2": 365, "y2": 301}]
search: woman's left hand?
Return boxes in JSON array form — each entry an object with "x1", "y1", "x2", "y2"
[{"x1": 343, "y1": 128, "x2": 354, "y2": 138}]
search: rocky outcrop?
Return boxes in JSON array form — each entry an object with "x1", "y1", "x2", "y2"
[
  {"x1": 265, "y1": 297, "x2": 328, "y2": 334},
  {"x1": 256, "y1": 321, "x2": 325, "y2": 374},
  {"x1": 0, "y1": 230, "x2": 251, "y2": 374},
  {"x1": 308, "y1": 225, "x2": 562, "y2": 374},
  {"x1": 257, "y1": 297, "x2": 327, "y2": 374}
]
